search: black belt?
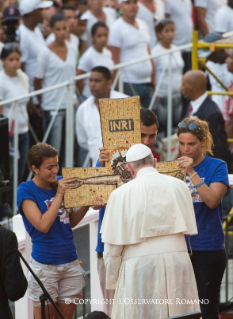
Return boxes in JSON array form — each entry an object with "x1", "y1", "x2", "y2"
[{"x1": 97, "y1": 252, "x2": 103, "y2": 258}]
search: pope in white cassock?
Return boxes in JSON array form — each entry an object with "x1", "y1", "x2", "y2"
[{"x1": 100, "y1": 144, "x2": 200, "y2": 319}]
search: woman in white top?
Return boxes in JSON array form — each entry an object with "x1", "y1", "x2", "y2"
[
  {"x1": 77, "y1": 21, "x2": 114, "y2": 99},
  {"x1": 0, "y1": 43, "x2": 30, "y2": 184},
  {"x1": 34, "y1": 14, "x2": 77, "y2": 166},
  {"x1": 152, "y1": 19, "x2": 184, "y2": 136}
]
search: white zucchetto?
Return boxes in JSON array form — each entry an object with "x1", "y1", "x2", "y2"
[{"x1": 126, "y1": 144, "x2": 152, "y2": 162}]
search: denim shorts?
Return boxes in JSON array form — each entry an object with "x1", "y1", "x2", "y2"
[{"x1": 28, "y1": 257, "x2": 85, "y2": 307}]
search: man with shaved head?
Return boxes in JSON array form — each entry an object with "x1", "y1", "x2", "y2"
[{"x1": 181, "y1": 70, "x2": 231, "y2": 169}]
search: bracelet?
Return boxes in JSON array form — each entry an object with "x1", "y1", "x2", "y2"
[
  {"x1": 189, "y1": 172, "x2": 197, "y2": 180},
  {"x1": 194, "y1": 181, "x2": 205, "y2": 189}
]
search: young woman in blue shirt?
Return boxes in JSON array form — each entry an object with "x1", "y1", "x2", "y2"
[
  {"x1": 17, "y1": 143, "x2": 100, "y2": 319},
  {"x1": 177, "y1": 117, "x2": 229, "y2": 319}
]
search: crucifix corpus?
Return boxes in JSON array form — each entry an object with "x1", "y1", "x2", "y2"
[{"x1": 63, "y1": 97, "x2": 185, "y2": 207}]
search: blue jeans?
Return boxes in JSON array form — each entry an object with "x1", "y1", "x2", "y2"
[
  {"x1": 9, "y1": 131, "x2": 30, "y2": 184},
  {"x1": 43, "y1": 110, "x2": 66, "y2": 167},
  {"x1": 190, "y1": 250, "x2": 226, "y2": 319},
  {"x1": 123, "y1": 82, "x2": 154, "y2": 109}
]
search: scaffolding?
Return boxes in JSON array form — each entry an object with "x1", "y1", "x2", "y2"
[{"x1": 192, "y1": 30, "x2": 233, "y2": 96}]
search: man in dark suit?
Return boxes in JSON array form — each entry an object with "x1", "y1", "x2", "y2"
[
  {"x1": 181, "y1": 70, "x2": 231, "y2": 170},
  {"x1": 0, "y1": 225, "x2": 28, "y2": 319}
]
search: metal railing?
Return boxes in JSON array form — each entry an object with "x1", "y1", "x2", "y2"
[{"x1": 0, "y1": 43, "x2": 192, "y2": 215}]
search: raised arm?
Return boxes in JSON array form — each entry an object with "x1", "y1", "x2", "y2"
[
  {"x1": 178, "y1": 157, "x2": 228, "y2": 209},
  {"x1": 22, "y1": 178, "x2": 76, "y2": 233},
  {"x1": 99, "y1": 147, "x2": 110, "y2": 167}
]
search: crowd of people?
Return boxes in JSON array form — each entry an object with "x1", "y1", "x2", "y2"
[
  {"x1": 0, "y1": 0, "x2": 233, "y2": 178},
  {"x1": 1, "y1": 0, "x2": 233, "y2": 319},
  {"x1": 1, "y1": 0, "x2": 233, "y2": 176}
]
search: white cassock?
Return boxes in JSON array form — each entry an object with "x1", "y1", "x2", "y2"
[{"x1": 100, "y1": 167, "x2": 200, "y2": 319}]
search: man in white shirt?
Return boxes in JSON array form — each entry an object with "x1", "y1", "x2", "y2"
[
  {"x1": 76, "y1": 66, "x2": 128, "y2": 167},
  {"x1": 194, "y1": 0, "x2": 217, "y2": 37},
  {"x1": 215, "y1": 0, "x2": 233, "y2": 34},
  {"x1": 165, "y1": 0, "x2": 192, "y2": 73},
  {"x1": 137, "y1": 0, "x2": 165, "y2": 49},
  {"x1": 108, "y1": 0, "x2": 155, "y2": 109},
  {"x1": 19, "y1": 0, "x2": 52, "y2": 93},
  {"x1": 181, "y1": 70, "x2": 231, "y2": 169},
  {"x1": 18, "y1": 0, "x2": 53, "y2": 141}
]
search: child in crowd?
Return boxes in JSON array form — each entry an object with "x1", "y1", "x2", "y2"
[
  {"x1": 152, "y1": 19, "x2": 184, "y2": 137},
  {"x1": 77, "y1": 21, "x2": 114, "y2": 99}
]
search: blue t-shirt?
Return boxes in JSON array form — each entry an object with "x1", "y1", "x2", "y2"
[
  {"x1": 95, "y1": 159, "x2": 106, "y2": 253},
  {"x1": 185, "y1": 156, "x2": 229, "y2": 251},
  {"x1": 17, "y1": 177, "x2": 78, "y2": 265}
]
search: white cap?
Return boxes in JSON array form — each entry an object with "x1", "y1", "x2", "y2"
[
  {"x1": 20, "y1": 0, "x2": 53, "y2": 15},
  {"x1": 126, "y1": 144, "x2": 152, "y2": 162},
  {"x1": 118, "y1": 0, "x2": 128, "y2": 4}
]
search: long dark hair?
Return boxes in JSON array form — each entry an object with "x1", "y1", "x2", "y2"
[{"x1": 0, "y1": 43, "x2": 21, "y2": 60}]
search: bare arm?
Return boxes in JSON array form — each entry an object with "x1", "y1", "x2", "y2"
[
  {"x1": 178, "y1": 157, "x2": 228, "y2": 209},
  {"x1": 107, "y1": 45, "x2": 120, "y2": 86},
  {"x1": 69, "y1": 206, "x2": 89, "y2": 228},
  {"x1": 195, "y1": 7, "x2": 209, "y2": 36},
  {"x1": 22, "y1": 178, "x2": 76, "y2": 233},
  {"x1": 0, "y1": 101, "x2": 2, "y2": 114},
  {"x1": 70, "y1": 197, "x2": 106, "y2": 228},
  {"x1": 99, "y1": 147, "x2": 110, "y2": 167},
  {"x1": 76, "y1": 69, "x2": 86, "y2": 97},
  {"x1": 225, "y1": 114, "x2": 233, "y2": 138},
  {"x1": 148, "y1": 46, "x2": 155, "y2": 89},
  {"x1": 34, "y1": 78, "x2": 42, "y2": 105},
  {"x1": 79, "y1": 39, "x2": 87, "y2": 56}
]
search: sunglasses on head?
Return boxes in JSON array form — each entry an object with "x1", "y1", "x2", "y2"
[
  {"x1": 3, "y1": 42, "x2": 19, "y2": 50},
  {"x1": 177, "y1": 122, "x2": 199, "y2": 131}
]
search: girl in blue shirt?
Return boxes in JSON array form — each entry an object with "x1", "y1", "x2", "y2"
[
  {"x1": 177, "y1": 118, "x2": 229, "y2": 319},
  {"x1": 17, "y1": 143, "x2": 100, "y2": 319}
]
